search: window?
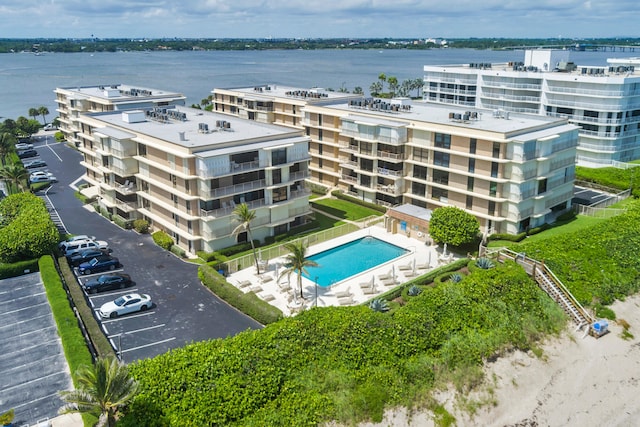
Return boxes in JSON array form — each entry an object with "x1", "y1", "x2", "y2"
[
  {"x1": 466, "y1": 195, "x2": 473, "y2": 209},
  {"x1": 318, "y1": 114, "x2": 322, "y2": 126},
  {"x1": 412, "y1": 182, "x2": 426, "y2": 196},
  {"x1": 318, "y1": 158, "x2": 323, "y2": 168},
  {"x1": 433, "y1": 152, "x2": 450, "y2": 167},
  {"x1": 186, "y1": 200, "x2": 191, "y2": 212},
  {"x1": 272, "y1": 169, "x2": 282, "y2": 185},
  {"x1": 489, "y1": 181, "x2": 497, "y2": 197},
  {"x1": 435, "y1": 133, "x2": 451, "y2": 149},
  {"x1": 468, "y1": 158, "x2": 475, "y2": 173},
  {"x1": 272, "y1": 148, "x2": 287, "y2": 166},
  {"x1": 413, "y1": 147, "x2": 429, "y2": 162},
  {"x1": 272, "y1": 187, "x2": 287, "y2": 202},
  {"x1": 467, "y1": 176, "x2": 474, "y2": 191},
  {"x1": 469, "y1": 138, "x2": 477, "y2": 154},
  {"x1": 538, "y1": 178, "x2": 547, "y2": 194},
  {"x1": 433, "y1": 169, "x2": 449, "y2": 185},
  {"x1": 491, "y1": 162, "x2": 499, "y2": 178},
  {"x1": 413, "y1": 165, "x2": 427, "y2": 180},
  {"x1": 492, "y1": 142, "x2": 501, "y2": 158},
  {"x1": 432, "y1": 187, "x2": 448, "y2": 201},
  {"x1": 318, "y1": 129, "x2": 323, "y2": 141},
  {"x1": 488, "y1": 201, "x2": 496, "y2": 215}
]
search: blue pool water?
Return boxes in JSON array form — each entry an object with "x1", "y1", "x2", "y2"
[{"x1": 302, "y1": 236, "x2": 408, "y2": 287}]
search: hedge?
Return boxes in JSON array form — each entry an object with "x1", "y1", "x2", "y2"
[
  {"x1": 152, "y1": 230, "x2": 173, "y2": 250},
  {"x1": 198, "y1": 264, "x2": 282, "y2": 324},
  {"x1": 217, "y1": 240, "x2": 259, "y2": 257},
  {"x1": 57, "y1": 256, "x2": 115, "y2": 358},
  {"x1": 489, "y1": 232, "x2": 526, "y2": 243},
  {"x1": 331, "y1": 190, "x2": 387, "y2": 214},
  {"x1": 39, "y1": 256, "x2": 94, "y2": 383},
  {"x1": 112, "y1": 214, "x2": 134, "y2": 230},
  {"x1": 0, "y1": 258, "x2": 39, "y2": 279}
]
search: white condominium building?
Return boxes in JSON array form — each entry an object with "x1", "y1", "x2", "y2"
[
  {"x1": 212, "y1": 87, "x2": 579, "y2": 235},
  {"x1": 76, "y1": 106, "x2": 311, "y2": 254},
  {"x1": 55, "y1": 84, "x2": 186, "y2": 147},
  {"x1": 423, "y1": 50, "x2": 640, "y2": 167}
]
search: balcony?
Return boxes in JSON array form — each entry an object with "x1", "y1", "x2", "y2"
[
  {"x1": 115, "y1": 181, "x2": 137, "y2": 194},
  {"x1": 341, "y1": 174, "x2": 358, "y2": 184},
  {"x1": 209, "y1": 179, "x2": 266, "y2": 198},
  {"x1": 198, "y1": 159, "x2": 265, "y2": 179},
  {"x1": 377, "y1": 151, "x2": 403, "y2": 161},
  {"x1": 377, "y1": 167, "x2": 402, "y2": 177},
  {"x1": 200, "y1": 198, "x2": 267, "y2": 219},
  {"x1": 115, "y1": 199, "x2": 138, "y2": 212},
  {"x1": 376, "y1": 184, "x2": 400, "y2": 195}
]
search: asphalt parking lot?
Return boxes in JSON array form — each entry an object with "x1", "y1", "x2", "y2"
[
  {"x1": 32, "y1": 135, "x2": 262, "y2": 362},
  {"x1": 0, "y1": 273, "x2": 72, "y2": 425},
  {"x1": 572, "y1": 185, "x2": 614, "y2": 206}
]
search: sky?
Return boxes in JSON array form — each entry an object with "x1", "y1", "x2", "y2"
[{"x1": 0, "y1": 0, "x2": 638, "y2": 39}]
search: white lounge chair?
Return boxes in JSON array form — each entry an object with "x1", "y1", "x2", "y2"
[
  {"x1": 380, "y1": 278, "x2": 396, "y2": 286},
  {"x1": 259, "y1": 293, "x2": 276, "y2": 302},
  {"x1": 334, "y1": 289, "x2": 352, "y2": 298},
  {"x1": 362, "y1": 286, "x2": 377, "y2": 295},
  {"x1": 237, "y1": 280, "x2": 252, "y2": 289},
  {"x1": 259, "y1": 274, "x2": 273, "y2": 283},
  {"x1": 378, "y1": 270, "x2": 393, "y2": 281},
  {"x1": 249, "y1": 285, "x2": 263, "y2": 293},
  {"x1": 397, "y1": 262, "x2": 413, "y2": 271},
  {"x1": 416, "y1": 262, "x2": 430, "y2": 270},
  {"x1": 359, "y1": 281, "x2": 374, "y2": 289},
  {"x1": 404, "y1": 270, "x2": 418, "y2": 278},
  {"x1": 338, "y1": 296, "x2": 354, "y2": 306}
]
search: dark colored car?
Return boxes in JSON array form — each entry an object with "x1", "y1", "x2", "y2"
[
  {"x1": 24, "y1": 159, "x2": 47, "y2": 169},
  {"x1": 78, "y1": 256, "x2": 120, "y2": 275},
  {"x1": 82, "y1": 273, "x2": 133, "y2": 294},
  {"x1": 67, "y1": 249, "x2": 112, "y2": 267},
  {"x1": 17, "y1": 149, "x2": 37, "y2": 159}
]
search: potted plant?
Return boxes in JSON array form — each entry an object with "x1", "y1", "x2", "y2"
[{"x1": 0, "y1": 408, "x2": 14, "y2": 426}]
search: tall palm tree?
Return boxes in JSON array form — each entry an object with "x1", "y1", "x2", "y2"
[
  {"x1": 0, "y1": 164, "x2": 27, "y2": 194},
  {"x1": 378, "y1": 73, "x2": 387, "y2": 93},
  {"x1": 0, "y1": 133, "x2": 16, "y2": 166},
  {"x1": 28, "y1": 107, "x2": 39, "y2": 121},
  {"x1": 59, "y1": 357, "x2": 138, "y2": 427},
  {"x1": 232, "y1": 202, "x2": 261, "y2": 274},
  {"x1": 38, "y1": 106, "x2": 49, "y2": 125},
  {"x1": 278, "y1": 241, "x2": 318, "y2": 301}
]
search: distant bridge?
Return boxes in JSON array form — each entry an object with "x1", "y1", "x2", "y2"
[{"x1": 501, "y1": 44, "x2": 640, "y2": 53}]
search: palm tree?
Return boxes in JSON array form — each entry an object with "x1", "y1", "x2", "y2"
[
  {"x1": 0, "y1": 133, "x2": 16, "y2": 166},
  {"x1": 278, "y1": 241, "x2": 318, "y2": 301},
  {"x1": 232, "y1": 202, "x2": 261, "y2": 274},
  {"x1": 38, "y1": 106, "x2": 49, "y2": 125},
  {"x1": 378, "y1": 73, "x2": 387, "y2": 93},
  {"x1": 0, "y1": 164, "x2": 27, "y2": 194},
  {"x1": 29, "y1": 107, "x2": 40, "y2": 121},
  {"x1": 387, "y1": 76, "x2": 398, "y2": 97},
  {"x1": 59, "y1": 357, "x2": 138, "y2": 427},
  {"x1": 369, "y1": 81, "x2": 382, "y2": 96}
]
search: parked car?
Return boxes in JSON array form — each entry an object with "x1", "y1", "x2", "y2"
[
  {"x1": 58, "y1": 234, "x2": 97, "y2": 248},
  {"x1": 83, "y1": 273, "x2": 133, "y2": 294},
  {"x1": 60, "y1": 239, "x2": 108, "y2": 255},
  {"x1": 43, "y1": 123, "x2": 57, "y2": 131},
  {"x1": 78, "y1": 255, "x2": 120, "y2": 275},
  {"x1": 30, "y1": 170, "x2": 54, "y2": 180},
  {"x1": 29, "y1": 175, "x2": 56, "y2": 184},
  {"x1": 15, "y1": 142, "x2": 34, "y2": 150},
  {"x1": 17, "y1": 149, "x2": 38, "y2": 159},
  {"x1": 99, "y1": 293, "x2": 152, "y2": 318},
  {"x1": 67, "y1": 249, "x2": 112, "y2": 267},
  {"x1": 23, "y1": 159, "x2": 47, "y2": 169}
]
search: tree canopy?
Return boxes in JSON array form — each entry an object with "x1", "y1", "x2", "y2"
[{"x1": 428, "y1": 206, "x2": 480, "y2": 247}]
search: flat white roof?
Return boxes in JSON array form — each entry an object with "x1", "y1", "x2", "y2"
[
  {"x1": 56, "y1": 84, "x2": 185, "y2": 101},
  {"x1": 215, "y1": 84, "x2": 360, "y2": 103},
  {"x1": 85, "y1": 106, "x2": 303, "y2": 149}
]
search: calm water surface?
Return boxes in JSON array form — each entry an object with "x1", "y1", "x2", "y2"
[{"x1": 0, "y1": 48, "x2": 617, "y2": 121}]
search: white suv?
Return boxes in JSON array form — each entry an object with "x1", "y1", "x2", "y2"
[{"x1": 60, "y1": 239, "x2": 109, "y2": 255}]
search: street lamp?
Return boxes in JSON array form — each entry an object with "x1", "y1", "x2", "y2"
[
  {"x1": 315, "y1": 276, "x2": 319, "y2": 307},
  {"x1": 117, "y1": 333, "x2": 127, "y2": 362}
]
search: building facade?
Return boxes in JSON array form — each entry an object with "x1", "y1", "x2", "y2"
[
  {"x1": 54, "y1": 85, "x2": 187, "y2": 147},
  {"x1": 76, "y1": 106, "x2": 311, "y2": 254},
  {"x1": 212, "y1": 86, "x2": 579, "y2": 235},
  {"x1": 423, "y1": 50, "x2": 640, "y2": 167}
]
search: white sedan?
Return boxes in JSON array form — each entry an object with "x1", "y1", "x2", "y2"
[{"x1": 99, "y1": 293, "x2": 152, "y2": 319}]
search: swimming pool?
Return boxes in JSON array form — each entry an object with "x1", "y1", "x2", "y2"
[{"x1": 302, "y1": 236, "x2": 409, "y2": 287}]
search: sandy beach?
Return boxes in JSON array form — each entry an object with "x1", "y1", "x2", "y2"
[{"x1": 358, "y1": 294, "x2": 640, "y2": 427}]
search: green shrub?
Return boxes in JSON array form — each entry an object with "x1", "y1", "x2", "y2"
[
  {"x1": 133, "y1": 219, "x2": 150, "y2": 234},
  {"x1": 0, "y1": 258, "x2": 39, "y2": 278},
  {"x1": 556, "y1": 210, "x2": 577, "y2": 222},
  {"x1": 74, "y1": 190, "x2": 95, "y2": 205},
  {"x1": 198, "y1": 264, "x2": 282, "y2": 324},
  {"x1": 264, "y1": 235, "x2": 276, "y2": 245},
  {"x1": 407, "y1": 285, "x2": 423, "y2": 296},
  {"x1": 112, "y1": 214, "x2": 133, "y2": 230},
  {"x1": 476, "y1": 258, "x2": 495, "y2": 269},
  {"x1": 218, "y1": 241, "x2": 258, "y2": 257},
  {"x1": 527, "y1": 223, "x2": 551, "y2": 236},
  {"x1": 39, "y1": 256, "x2": 95, "y2": 386},
  {"x1": 95, "y1": 204, "x2": 112, "y2": 221},
  {"x1": 197, "y1": 250, "x2": 217, "y2": 262},
  {"x1": 369, "y1": 298, "x2": 390, "y2": 312},
  {"x1": 489, "y1": 232, "x2": 526, "y2": 242},
  {"x1": 170, "y1": 245, "x2": 186, "y2": 258},
  {"x1": 152, "y1": 230, "x2": 173, "y2": 250}
]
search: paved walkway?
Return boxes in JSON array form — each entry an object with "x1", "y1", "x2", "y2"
[{"x1": 227, "y1": 225, "x2": 455, "y2": 316}]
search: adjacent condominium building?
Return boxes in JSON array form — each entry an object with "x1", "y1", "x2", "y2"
[
  {"x1": 54, "y1": 84, "x2": 187, "y2": 147},
  {"x1": 75, "y1": 106, "x2": 311, "y2": 254},
  {"x1": 212, "y1": 86, "x2": 579, "y2": 235},
  {"x1": 423, "y1": 50, "x2": 640, "y2": 167}
]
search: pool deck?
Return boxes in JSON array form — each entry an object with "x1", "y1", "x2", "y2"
[{"x1": 227, "y1": 225, "x2": 457, "y2": 317}]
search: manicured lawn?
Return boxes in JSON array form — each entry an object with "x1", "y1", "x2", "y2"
[{"x1": 311, "y1": 198, "x2": 383, "y2": 221}]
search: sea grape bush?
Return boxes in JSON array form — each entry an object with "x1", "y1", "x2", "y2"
[{"x1": 123, "y1": 260, "x2": 564, "y2": 426}]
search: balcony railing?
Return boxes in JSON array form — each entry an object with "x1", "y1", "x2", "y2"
[
  {"x1": 377, "y1": 167, "x2": 402, "y2": 177},
  {"x1": 341, "y1": 174, "x2": 357, "y2": 184},
  {"x1": 115, "y1": 199, "x2": 138, "y2": 212},
  {"x1": 209, "y1": 179, "x2": 266, "y2": 198},
  {"x1": 377, "y1": 151, "x2": 403, "y2": 161},
  {"x1": 201, "y1": 198, "x2": 267, "y2": 219}
]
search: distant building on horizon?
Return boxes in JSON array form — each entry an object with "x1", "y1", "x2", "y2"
[{"x1": 422, "y1": 49, "x2": 640, "y2": 167}]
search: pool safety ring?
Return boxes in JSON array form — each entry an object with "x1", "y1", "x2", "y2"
[{"x1": 417, "y1": 231, "x2": 423, "y2": 238}]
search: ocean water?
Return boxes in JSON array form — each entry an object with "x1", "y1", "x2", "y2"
[{"x1": 0, "y1": 48, "x2": 617, "y2": 122}]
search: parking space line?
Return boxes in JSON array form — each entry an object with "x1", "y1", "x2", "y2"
[
  {"x1": 1, "y1": 339, "x2": 63, "y2": 357},
  {"x1": 2, "y1": 354, "x2": 61, "y2": 374},
  {"x1": 12, "y1": 325, "x2": 56, "y2": 339},
  {"x1": 43, "y1": 143, "x2": 63, "y2": 162},
  {"x1": 121, "y1": 337, "x2": 176, "y2": 354},
  {"x1": 0, "y1": 313, "x2": 51, "y2": 330},
  {"x1": 1, "y1": 301, "x2": 48, "y2": 315},
  {"x1": 11, "y1": 392, "x2": 64, "y2": 410},
  {"x1": 98, "y1": 310, "x2": 155, "y2": 323},
  {"x1": 1, "y1": 371, "x2": 67, "y2": 393},
  {"x1": 86, "y1": 288, "x2": 140, "y2": 300},
  {"x1": 0, "y1": 291, "x2": 46, "y2": 303},
  {"x1": 107, "y1": 324, "x2": 166, "y2": 338},
  {"x1": 0, "y1": 281, "x2": 45, "y2": 295}
]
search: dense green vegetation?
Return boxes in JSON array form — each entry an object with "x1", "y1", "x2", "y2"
[
  {"x1": 576, "y1": 165, "x2": 640, "y2": 197},
  {"x1": 0, "y1": 193, "x2": 58, "y2": 262},
  {"x1": 123, "y1": 260, "x2": 564, "y2": 426},
  {"x1": 506, "y1": 201, "x2": 640, "y2": 306},
  {"x1": 1, "y1": 37, "x2": 639, "y2": 53},
  {"x1": 429, "y1": 206, "x2": 480, "y2": 246},
  {"x1": 311, "y1": 198, "x2": 384, "y2": 221}
]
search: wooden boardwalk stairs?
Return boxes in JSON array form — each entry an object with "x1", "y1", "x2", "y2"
[{"x1": 488, "y1": 248, "x2": 595, "y2": 337}]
